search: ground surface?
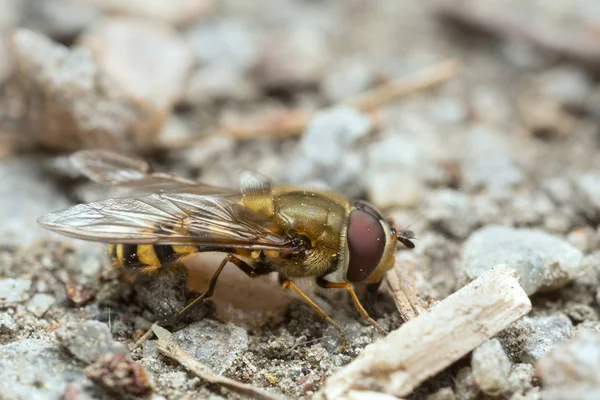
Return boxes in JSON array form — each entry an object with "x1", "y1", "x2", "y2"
[{"x1": 1, "y1": 1, "x2": 600, "y2": 399}]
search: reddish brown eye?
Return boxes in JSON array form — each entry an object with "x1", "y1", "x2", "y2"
[{"x1": 346, "y1": 209, "x2": 386, "y2": 282}]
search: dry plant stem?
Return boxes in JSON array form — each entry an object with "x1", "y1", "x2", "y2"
[
  {"x1": 385, "y1": 261, "x2": 428, "y2": 321},
  {"x1": 344, "y1": 59, "x2": 462, "y2": 111},
  {"x1": 221, "y1": 59, "x2": 461, "y2": 140},
  {"x1": 152, "y1": 325, "x2": 286, "y2": 400},
  {"x1": 319, "y1": 265, "x2": 532, "y2": 398},
  {"x1": 433, "y1": 0, "x2": 600, "y2": 72}
]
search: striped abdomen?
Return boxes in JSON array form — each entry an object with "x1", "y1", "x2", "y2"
[{"x1": 108, "y1": 244, "x2": 199, "y2": 273}]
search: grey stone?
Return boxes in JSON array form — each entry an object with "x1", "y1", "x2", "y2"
[
  {"x1": 187, "y1": 19, "x2": 258, "y2": 72},
  {"x1": 185, "y1": 65, "x2": 257, "y2": 103},
  {"x1": 511, "y1": 314, "x2": 574, "y2": 364},
  {"x1": 0, "y1": 278, "x2": 32, "y2": 305},
  {"x1": 13, "y1": 29, "x2": 159, "y2": 151},
  {"x1": 26, "y1": 293, "x2": 56, "y2": 317},
  {"x1": 366, "y1": 170, "x2": 422, "y2": 209},
  {"x1": 574, "y1": 172, "x2": 600, "y2": 222},
  {"x1": 287, "y1": 106, "x2": 372, "y2": 194},
  {"x1": 425, "y1": 190, "x2": 476, "y2": 239},
  {"x1": 462, "y1": 226, "x2": 586, "y2": 295},
  {"x1": 0, "y1": 158, "x2": 70, "y2": 246},
  {"x1": 508, "y1": 363, "x2": 534, "y2": 395},
  {"x1": 536, "y1": 328, "x2": 600, "y2": 400},
  {"x1": 426, "y1": 387, "x2": 456, "y2": 400},
  {"x1": 255, "y1": 25, "x2": 330, "y2": 88},
  {"x1": 322, "y1": 57, "x2": 373, "y2": 103},
  {"x1": 0, "y1": 339, "x2": 85, "y2": 400},
  {"x1": 535, "y1": 66, "x2": 592, "y2": 107},
  {"x1": 55, "y1": 320, "x2": 129, "y2": 364},
  {"x1": 87, "y1": 0, "x2": 215, "y2": 27},
  {"x1": 172, "y1": 319, "x2": 249, "y2": 374},
  {"x1": 542, "y1": 177, "x2": 574, "y2": 205},
  {"x1": 471, "y1": 338, "x2": 511, "y2": 396},
  {"x1": 22, "y1": 0, "x2": 101, "y2": 39},
  {"x1": 78, "y1": 17, "x2": 194, "y2": 113},
  {"x1": 460, "y1": 128, "x2": 523, "y2": 194},
  {"x1": 0, "y1": 312, "x2": 17, "y2": 334},
  {"x1": 301, "y1": 106, "x2": 371, "y2": 167},
  {"x1": 509, "y1": 193, "x2": 554, "y2": 226},
  {"x1": 455, "y1": 367, "x2": 479, "y2": 400}
]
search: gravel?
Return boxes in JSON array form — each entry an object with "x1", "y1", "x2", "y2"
[
  {"x1": 25, "y1": 293, "x2": 55, "y2": 317},
  {"x1": 172, "y1": 319, "x2": 249, "y2": 374},
  {"x1": 55, "y1": 320, "x2": 129, "y2": 365},
  {"x1": 0, "y1": 339, "x2": 87, "y2": 400},
  {"x1": 471, "y1": 338, "x2": 511, "y2": 396},
  {"x1": 0, "y1": 278, "x2": 32, "y2": 304},
  {"x1": 2, "y1": 0, "x2": 600, "y2": 399},
  {"x1": 501, "y1": 314, "x2": 574, "y2": 364},
  {"x1": 461, "y1": 225, "x2": 586, "y2": 295},
  {"x1": 536, "y1": 328, "x2": 600, "y2": 400}
]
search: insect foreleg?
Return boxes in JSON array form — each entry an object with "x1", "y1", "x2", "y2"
[
  {"x1": 316, "y1": 277, "x2": 387, "y2": 335},
  {"x1": 280, "y1": 277, "x2": 348, "y2": 348}
]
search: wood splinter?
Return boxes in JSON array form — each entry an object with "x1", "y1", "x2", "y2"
[{"x1": 319, "y1": 265, "x2": 532, "y2": 399}]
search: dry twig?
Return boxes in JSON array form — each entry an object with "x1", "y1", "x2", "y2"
[
  {"x1": 319, "y1": 265, "x2": 532, "y2": 398},
  {"x1": 385, "y1": 260, "x2": 429, "y2": 321},
  {"x1": 222, "y1": 59, "x2": 461, "y2": 140},
  {"x1": 152, "y1": 325, "x2": 286, "y2": 400},
  {"x1": 344, "y1": 59, "x2": 462, "y2": 111}
]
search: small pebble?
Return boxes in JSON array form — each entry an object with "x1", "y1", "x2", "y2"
[
  {"x1": 503, "y1": 314, "x2": 573, "y2": 364},
  {"x1": 13, "y1": 29, "x2": 158, "y2": 151},
  {"x1": 455, "y1": 367, "x2": 479, "y2": 400},
  {"x1": 79, "y1": 17, "x2": 194, "y2": 113},
  {"x1": 0, "y1": 312, "x2": 17, "y2": 334},
  {"x1": 425, "y1": 189, "x2": 476, "y2": 239},
  {"x1": 0, "y1": 278, "x2": 32, "y2": 304},
  {"x1": 426, "y1": 387, "x2": 456, "y2": 400},
  {"x1": 574, "y1": 172, "x2": 600, "y2": 223},
  {"x1": 471, "y1": 338, "x2": 511, "y2": 396},
  {"x1": 0, "y1": 339, "x2": 86, "y2": 399},
  {"x1": 172, "y1": 319, "x2": 249, "y2": 374},
  {"x1": 462, "y1": 225, "x2": 585, "y2": 295},
  {"x1": 26, "y1": 293, "x2": 56, "y2": 317},
  {"x1": 508, "y1": 363, "x2": 534, "y2": 395},
  {"x1": 460, "y1": 127, "x2": 523, "y2": 194},
  {"x1": 55, "y1": 320, "x2": 129, "y2": 365},
  {"x1": 536, "y1": 328, "x2": 600, "y2": 399}
]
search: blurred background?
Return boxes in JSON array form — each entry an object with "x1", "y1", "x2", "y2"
[
  {"x1": 2, "y1": 0, "x2": 599, "y2": 295},
  {"x1": 1, "y1": 0, "x2": 600, "y2": 398}
]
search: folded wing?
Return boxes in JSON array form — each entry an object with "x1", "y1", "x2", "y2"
[{"x1": 38, "y1": 192, "x2": 290, "y2": 251}]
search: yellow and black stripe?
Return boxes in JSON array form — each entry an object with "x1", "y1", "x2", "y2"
[{"x1": 108, "y1": 244, "x2": 200, "y2": 273}]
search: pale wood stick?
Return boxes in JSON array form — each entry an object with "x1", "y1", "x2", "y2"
[
  {"x1": 318, "y1": 265, "x2": 532, "y2": 398},
  {"x1": 385, "y1": 259, "x2": 429, "y2": 321}
]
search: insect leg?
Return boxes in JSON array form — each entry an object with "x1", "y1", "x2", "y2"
[
  {"x1": 364, "y1": 280, "x2": 383, "y2": 318},
  {"x1": 316, "y1": 277, "x2": 387, "y2": 335},
  {"x1": 280, "y1": 278, "x2": 348, "y2": 347},
  {"x1": 178, "y1": 254, "x2": 249, "y2": 317}
]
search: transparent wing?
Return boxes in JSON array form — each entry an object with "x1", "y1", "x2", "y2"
[
  {"x1": 71, "y1": 150, "x2": 236, "y2": 195},
  {"x1": 38, "y1": 192, "x2": 291, "y2": 251}
]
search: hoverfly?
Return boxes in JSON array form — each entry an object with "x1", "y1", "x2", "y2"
[{"x1": 38, "y1": 150, "x2": 415, "y2": 343}]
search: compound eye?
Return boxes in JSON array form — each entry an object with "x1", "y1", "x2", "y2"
[
  {"x1": 355, "y1": 201, "x2": 383, "y2": 220},
  {"x1": 346, "y1": 209, "x2": 386, "y2": 282}
]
